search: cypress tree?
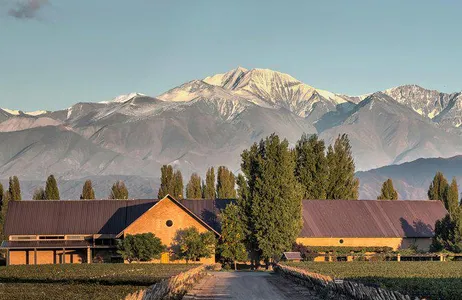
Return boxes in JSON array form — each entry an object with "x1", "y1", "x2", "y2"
[
  {"x1": 172, "y1": 170, "x2": 184, "y2": 199},
  {"x1": 0, "y1": 190, "x2": 10, "y2": 243},
  {"x1": 445, "y1": 178, "x2": 459, "y2": 216},
  {"x1": 238, "y1": 134, "x2": 303, "y2": 265},
  {"x1": 204, "y1": 167, "x2": 216, "y2": 199},
  {"x1": 326, "y1": 134, "x2": 359, "y2": 200},
  {"x1": 377, "y1": 179, "x2": 398, "y2": 200},
  {"x1": 33, "y1": 187, "x2": 46, "y2": 200},
  {"x1": 80, "y1": 180, "x2": 95, "y2": 200},
  {"x1": 0, "y1": 183, "x2": 5, "y2": 241},
  {"x1": 295, "y1": 133, "x2": 328, "y2": 199},
  {"x1": 45, "y1": 175, "x2": 60, "y2": 200},
  {"x1": 109, "y1": 181, "x2": 129, "y2": 199},
  {"x1": 428, "y1": 171, "x2": 448, "y2": 201},
  {"x1": 217, "y1": 166, "x2": 236, "y2": 199},
  {"x1": 8, "y1": 176, "x2": 21, "y2": 201},
  {"x1": 186, "y1": 173, "x2": 202, "y2": 199},
  {"x1": 158, "y1": 165, "x2": 174, "y2": 198}
]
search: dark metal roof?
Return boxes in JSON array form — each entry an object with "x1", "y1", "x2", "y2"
[
  {"x1": 180, "y1": 199, "x2": 234, "y2": 232},
  {"x1": 4, "y1": 200, "x2": 158, "y2": 236},
  {"x1": 1, "y1": 240, "x2": 91, "y2": 249},
  {"x1": 300, "y1": 200, "x2": 447, "y2": 238}
]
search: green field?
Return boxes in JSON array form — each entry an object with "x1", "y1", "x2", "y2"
[
  {"x1": 0, "y1": 264, "x2": 196, "y2": 300},
  {"x1": 285, "y1": 261, "x2": 462, "y2": 300}
]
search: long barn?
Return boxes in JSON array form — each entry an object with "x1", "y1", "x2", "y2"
[{"x1": 1, "y1": 197, "x2": 447, "y2": 265}]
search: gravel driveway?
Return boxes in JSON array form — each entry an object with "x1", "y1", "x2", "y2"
[{"x1": 184, "y1": 271, "x2": 323, "y2": 300}]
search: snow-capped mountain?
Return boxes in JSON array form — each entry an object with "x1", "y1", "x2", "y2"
[{"x1": 1, "y1": 66, "x2": 462, "y2": 199}]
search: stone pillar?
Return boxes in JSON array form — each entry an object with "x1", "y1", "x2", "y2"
[
  {"x1": 62, "y1": 248, "x2": 66, "y2": 264},
  {"x1": 6, "y1": 249, "x2": 10, "y2": 266},
  {"x1": 87, "y1": 247, "x2": 91, "y2": 264},
  {"x1": 34, "y1": 248, "x2": 37, "y2": 265},
  {"x1": 397, "y1": 254, "x2": 401, "y2": 262},
  {"x1": 439, "y1": 254, "x2": 444, "y2": 262}
]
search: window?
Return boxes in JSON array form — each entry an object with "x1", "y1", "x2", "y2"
[
  {"x1": 39, "y1": 236, "x2": 64, "y2": 240},
  {"x1": 67, "y1": 235, "x2": 85, "y2": 240},
  {"x1": 10, "y1": 236, "x2": 35, "y2": 240},
  {"x1": 166, "y1": 220, "x2": 173, "y2": 227},
  {"x1": 339, "y1": 239, "x2": 344, "y2": 244}
]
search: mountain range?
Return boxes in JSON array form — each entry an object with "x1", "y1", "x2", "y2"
[{"x1": 1, "y1": 67, "x2": 461, "y2": 199}]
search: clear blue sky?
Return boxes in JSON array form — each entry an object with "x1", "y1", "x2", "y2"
[{"x1": 1, "y1": 0, "x2": 461, "y2": 111}]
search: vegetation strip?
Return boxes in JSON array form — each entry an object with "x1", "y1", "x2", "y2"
[
  {"x1": 283, "y1": 261, "x2": 462, "y2": 300},
  {"x1": 0, "y1": 264, "x2": 196, "y2": 300}
]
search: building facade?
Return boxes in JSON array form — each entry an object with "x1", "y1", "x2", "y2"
[
  {"x1": 1, "y1": 197, "x2": 447, "y2": 265},
  {"x1": 1, "y1": 195, "x2": 220, "y2": 265}
]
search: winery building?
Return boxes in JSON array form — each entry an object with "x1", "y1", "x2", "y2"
[{"x1": 1, "y1": 197, "x2": 447, "y2": 265}]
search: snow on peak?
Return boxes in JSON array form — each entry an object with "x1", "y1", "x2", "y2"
[
  {"x1": 26, "y1": 110, "x2": 47, "y2": 116},
  {"x1": 101, "y1": 92, "x2": 146, "y2": 104},
  {"x1": 1, "y1": 108, "x2": 21, "y2": 115}
]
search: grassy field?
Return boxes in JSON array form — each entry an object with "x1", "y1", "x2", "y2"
[
  {"x1": 0, "y1": 264, "x2": 196, "y2": 300},
  {"x1": 285, "y1": 261, "x2": 462, "y2": 300}
]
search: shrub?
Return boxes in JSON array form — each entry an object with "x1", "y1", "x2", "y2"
[{"x1": 117, "y1": 233, "x2": 166, "y2": 262}]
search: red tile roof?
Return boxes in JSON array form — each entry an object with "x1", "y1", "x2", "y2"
[{"x1": 300, "y1": 200, "x2": 447, "y2": 238}]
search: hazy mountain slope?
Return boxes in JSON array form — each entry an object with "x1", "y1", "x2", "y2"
[
  {"x1": 0, "y1": 126, "x2": 160, "y2": 180},
  {"x1": 319, "y1": 93, "x2": 462, "y2": 170},
  {"x1": 357, "y1": 155, "x2": 462, "y2": 199},
  {"x1": 0, "y1": 116, "x2": 62, "y2": 132}
]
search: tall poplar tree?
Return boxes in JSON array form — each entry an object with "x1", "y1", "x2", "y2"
[
  {"x1": 204, "y1": 167, "x2": 216, "y2": 199},
  {"x1": 219, "y1": 203, "x2": 247, "y2": 270},
  {"x1": 109, "y1": 181, "x2": 129, "y2": 199},
  {"x1": 45, "y1": 175, "x2": 60, "y2": 200},
  {"x1": 172, "y1": 170, "x2": 184, "y2": 199},
  {"x1": 325, "y1": 134, "x2": 359, "y2": 200},
  {"x1": 80, "y1": 180, "x2": 96, "y2": 200},
  {"x1": 238, "y1": 134, "x2": 303, "y2": 265},
  {"x1": 158, "y1": 165, "x2": 174, "y2": 198},
  {"x1": 186, "y1": 173, "x2": 202, "y2": 199},
  {"x1": 8, "y1": 176, "x2": 21, "y2": 201},
  {"x1": 428, "y1": 172, "x2": 448, "y2": 201},
  {"x1": 377, "y1": 179, "x2": 398, "y2": 200},
  {"x1": 216, "y1": 166, "x2": 236, "y2": 199},
  {"x1": 445, "y1": 178, "x2": 459, "y2": 216},
  {"x1": 295, "y1": 134, "x2": 328, "y2": 199},
  {"x1": 0, "y1": 183, "x2": 6, "y2": 242}
]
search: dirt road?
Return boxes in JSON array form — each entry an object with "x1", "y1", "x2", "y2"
[{"x1": 183, "y1": 271, "x2": 323, "y2": 300}]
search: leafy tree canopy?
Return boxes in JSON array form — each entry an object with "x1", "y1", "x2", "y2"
[{"x1": 117, "y1": 233, "x2": 166, "y2": 262}]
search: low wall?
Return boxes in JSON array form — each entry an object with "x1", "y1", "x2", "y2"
[
  {"x1": 125, "y1": 264, "x2": 207, "y2": 300},
  {"x1": 274, "y1": 264, "x2": 418, "y2": 300}
]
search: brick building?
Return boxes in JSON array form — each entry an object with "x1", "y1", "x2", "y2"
[{"x1": 1, "y1": 197, "x2": 447, "y2": 265}]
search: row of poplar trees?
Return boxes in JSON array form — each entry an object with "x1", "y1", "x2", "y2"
[
  {"x1": 219, "y1": 133, "x2": 359, "y2": 268},
  {"x1": 427, "y1": 172, "x2": 462, "y2": 253},
  {"x1": 157, "y1": 165, "x2": 237, "y2": 199}
]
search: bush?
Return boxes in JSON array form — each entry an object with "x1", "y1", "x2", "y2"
[
  {"x1": 172, "y1": 227, "x2": 216, "y2": 262},
  {"x1": 117, "y1": 233, "x2": 166, "y2": 262}
]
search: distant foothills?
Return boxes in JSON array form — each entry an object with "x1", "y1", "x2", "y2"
[{"x1": 1, "y1": 67, "x2": 462, "y2": 199}]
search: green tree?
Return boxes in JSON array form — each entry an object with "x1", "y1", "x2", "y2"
[
  {"x1": 216, "y1": 166, "x2": 236, "y2": 199},
  {"x1": 45, "y1": 175, "x2": 60, "y2": 200},
  {"x1": 238, "y1": 134, "x2": 303, "y2": 266},
  {"x1": 326, "y1": 134, "x2": 359, "y2": 200},
  {"x1": 186, "y1": 173, "x2": 202, "y2": 199},
  {"x1": 445, "y1": 178, "x2": 459, "y2": 216},
  {"x1": 431, "y1": 212, "x2": 462, "y2": 253},
  {"x1": 219, "y1": 204, "x2": 247, "y2": 270},
  {"x1": 32, "y1": 187, "x2": 46, "y2": 200},
  {"x1": 8, "y1": 176, "x2": 21, "y2": 201},
  {"x1": 109, "y1": 181, "x2": 129, "y2": 199},
  {"x1": 172, "y1": 170, "x2": 184, "y2": 199},
  {"x1": 377, "y1": 179, "x2": 398, "y2": 200},
  {"x1": 204, "y1": 167, "x2": 216, "y2": 199},
  {"x1": 295, "y1": 133, "x2": 328, "y2": 199},
  {"x1": 0, "y1": 183, "x2": 7, "y2": 242},
  {"x1": 428, "y1": 171, "x2": 449, "y2": 201},
  {"x1": 172, "y1": 227, "x2": 216, "y2": 263},
  {"x1": 158, "y1": 165, "x2": 174, "y2": 198},
  {"x1": 80, "y1": 180, "x2": 95, "y2": 200},
  {"x1": 117, "y1": 233, "x2": 166, "y2": 263}
]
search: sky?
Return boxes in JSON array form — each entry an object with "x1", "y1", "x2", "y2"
[{"x1": 1, "y1": 0, "x2": 462, "y2": 111}]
